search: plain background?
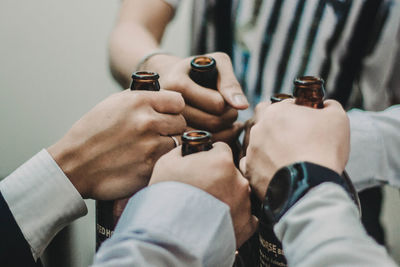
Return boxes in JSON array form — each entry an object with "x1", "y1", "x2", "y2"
[{"x1": 0, "y1": 0, "x2": 399, "y2": 266}]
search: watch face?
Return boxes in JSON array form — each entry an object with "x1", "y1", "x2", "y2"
[{"x1": 266, "y1": 168, "x2": 291, "y2": 213}]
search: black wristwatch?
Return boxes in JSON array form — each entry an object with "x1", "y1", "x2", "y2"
[{"x1": 261, "y1": 162, "x2": 360, "y2": 225}]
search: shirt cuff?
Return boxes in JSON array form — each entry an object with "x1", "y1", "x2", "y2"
[
  {"x1": 0, "y1": 149, "x2": 87, "y2": 260},
  {"x1": 100, "y1": 181, "x2": 236, "y2": 266}
]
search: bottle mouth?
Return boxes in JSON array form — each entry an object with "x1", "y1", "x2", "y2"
[
  {"x1": 131, "y1": 71, "x2": 160, "y2": 80},
  {"x1": 294, "y1": 76, "x2": 324, "y2": 86},
  {"x1": 191, "y1": 56, "x2": 216, "y2": 71},
  {"x1": 182, "y1": 130, "x2": 212, "y2": 142},
  {"x1": 270, "y1": 93, "x2": 294, "y2": 103}
]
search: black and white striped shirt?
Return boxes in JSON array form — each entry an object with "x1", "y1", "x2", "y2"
[{"x1": 166, "y1": 0, "x2": 400, "y2": 112}]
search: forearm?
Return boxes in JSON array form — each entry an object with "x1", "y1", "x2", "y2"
[
  {"x1": 347, "y1": 105, "x2": 400, "y2": 190},
  {"x1": 275, "y1": 183, "x2": 397, "y2": 267},
  {"x1": 93, "y1": 182, "x2": 236, "y2": 267},
  {"x1": 109, "y1": 22, "x2": 160, "y2": 88},
  {"x1": 109, "y1": 0, "x2": 174, "y2": 88}
]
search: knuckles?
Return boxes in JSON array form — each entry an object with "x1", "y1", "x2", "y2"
[
  {"x1": 135, "y1": 113, "x2": 159, "y2": 133},
  {"x1": 212, "y1": 96, "x2": 227, "y2": 114},
  {"x1": 207, "y1": 116, "x2": 225, "y2": 131},
  {"x1": 224, "y1": 108, "x2": 239, "y2": 122},
  {"x1": 210, "y1": 52, "x2": 231, "y2": 63},
  {"x1": 205, "y1": 109, "x2": 237, "y2": 131},
  {"x1": 162, "y1": 74, "x2": 187, "y2": 93}
]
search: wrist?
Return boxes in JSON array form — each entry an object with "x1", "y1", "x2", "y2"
[
  {"x1": 261, "y1": 162, "x2": 356, "y2": 225},
  {"x1": 137, "y1": 51, "x2": 178, "y2": 73},
  {"x1": 47, "y1": 139, "x2": 89, "y2": 198}
]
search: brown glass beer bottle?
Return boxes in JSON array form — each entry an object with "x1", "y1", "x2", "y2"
[
  {"x1": 258, "y1": 76, "x2": 360, "y2": 267},
  {"x1": 270, "y1": 93, "x2": 294, "y2": 103},
  {"x1": 130, "y1": 71, "x2": 161, "y2": 91},
  {"x1": 181, "y1": 131, "x2": 246, "y2": 267},
  {"x1": 258, "y1": 77, "x2": 325, "y2": 267},
  {"x1": 189, "y1": 56, "x2": 218, "y2": 90},
  {"x1": 189, "y1": 55, "x2": 242, "y2": 166},
  {"x1": 181, "y1": 130, "x2": 213, "y2": 156},
  {"x1": 95, "y1": 71, "x2": 161, "y2": 250},
  {"x1": 293, "y1": 76, "x2": 360, "y2": 210}
]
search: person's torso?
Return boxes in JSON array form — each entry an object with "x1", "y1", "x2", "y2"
[{"x1": 189, "y1": 0, "x2": 400, "y2": 114}]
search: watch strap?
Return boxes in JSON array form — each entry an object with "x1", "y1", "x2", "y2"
[{"x1": 262, "y1": 162, "x2": 355, "y2": 225}]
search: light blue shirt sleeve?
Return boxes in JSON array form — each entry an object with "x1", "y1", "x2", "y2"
[
  {"x1": 92, "y1": 181, "x2": 236, "y2": 267},
  {"x1": 275, "y1": 183, "x2": 397, "y2": 267},
  {"x1": 347, "y1": 104, "x2": 400, "y2": 191}
]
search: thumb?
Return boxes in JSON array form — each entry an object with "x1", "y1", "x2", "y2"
[
  {"x1": 209, "y1": 52, "x2": 249, "y2": 109},
  {"x1": 237, "y1": 215, "x2": 259, "y2": 248}
]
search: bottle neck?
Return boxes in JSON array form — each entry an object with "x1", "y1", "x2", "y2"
[
  {"x1": 130, "y1": 71, "x2": 160, "y2": 91},
  {"x1": 181, "y1": 130, "x2": 212, "y2": 156},
  {"x1": 189, "y1": 56, "x2": 218, "y2": 90},
  {"x1": 293, "y1": 76, "x2": 325, "y2": 109}
]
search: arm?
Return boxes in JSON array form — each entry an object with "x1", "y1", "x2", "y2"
[
  {"x1": 93, "y1": 182, "x2": 235, "y2": 267},
  {"x1": 275, "y1": 183, "x2": 397, "y2": 267},
  {"x1": 109, "y1": 0, "x2": 175, "y2": 88},
  {"x1": 109, "y1": 0, "x2": 248, "y2": 143},
  {"x1": 0, "y1": 90, "x2": 186, "y2": 261},
  {"x1": 243, "y1": 99, "x2": 397, "y2": 266},
  {"x1": 94, "y1": 142, "x2": 258, "y2": 266},
  {"x1": 0, "y1": 150, "x2": 87, "y2": 261},
  {"x1": 347, "y1": 105, "x2": 400, "y2": 190}
]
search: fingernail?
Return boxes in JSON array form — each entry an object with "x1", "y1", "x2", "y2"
[{"x1": 233, "y1": 93, "x2": 249, "y2": 107}]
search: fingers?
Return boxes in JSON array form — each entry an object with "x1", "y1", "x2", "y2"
[
  {"x1": 212, "y1": 122, "x2": 244, "y2": 143},
  {"x1": 208, "y1": 52, "x2": 249, "y2": 109},
  {"x1": 253, "y1": 101, "x2": 270, "y2": 123},
  {"x1": 239, "y1": 157, "x2": 247, "y2": 177},
  {"x1": 168, "y1": 75, "x2": 229, "y2": 115},
  {"x1": 211, "y1": 141, "x2": 233, "y2": 157},
  {"x1": 183, "y1": 105, "x2": 238, "y2": 132},
  {"x1": 147, "y1": 90, "x2": 185, "y2": 114},
  {"x1": 323, "y1": 99, "x2": 346, "y2": 114},
  {"x1": 161, "y1": 135, "x2": 182, "y2": 150},
  {"x1": 234, "y1": 175, "x2": 258, "y2": 247},
  {"x1": 158, "y1": 140, "x2": 183, "y2": 158},
  {"x1": 153, "y1": 113, "x2": 186, "y2": 136},
  {"x1": 236, "y1": 215, "x2": 259, "y2": 248}
]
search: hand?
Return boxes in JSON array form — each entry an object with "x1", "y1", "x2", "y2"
[
  {"x1": 240, "y1": 99, "x2": 350, "y2": 200},
  {"x1": 47, "y1": 90, "x2": 186, "y2": 200},
  {"x1": 144, "y1": 52, "x2": 248, "y2": 143},
  {"x1": 150, "y1": 142, "x2": 258, "y2": 247}
]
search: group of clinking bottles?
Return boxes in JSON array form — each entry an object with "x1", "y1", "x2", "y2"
[{"x1": 95, "y1": 55, "x2": 361, "y2": 267}]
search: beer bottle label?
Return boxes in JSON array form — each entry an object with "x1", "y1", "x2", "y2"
[
  {"x1": 96, "y1": 200, "x2": 115, "y2": 250},
  {"x1": 259, "y1": 225, "x2": 287, "y2": 267}
]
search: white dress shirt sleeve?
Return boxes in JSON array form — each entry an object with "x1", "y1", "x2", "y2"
[
  {"x1": 274, "y1": 183, "x2": 397, "y2": 267},
  {"x1": 93, "y1": 181, "x2": 236, "y2": 267},
  {"x1": 347, "y1": 105, "x2": 400, "y2": 191},
  {"x1": 0, "y1": 149, "x2": 87, "y2": 260}
]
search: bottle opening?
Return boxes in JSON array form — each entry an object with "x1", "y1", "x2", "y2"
[
  {"x1": 270, "y1": 93, "x2": 294, "y2": 103},
  {"x1": 294, "y1": 76, "x2": 324, "y2": 86},
  {"x1": 182, "y1": 130, "x2": 212, "y2": 141},
  {"x1": 131, "y1": 71, "x2": 160, "y2": 80},
  {"x1": 293, "y1": 75, "x2": 325, "y2": 108},
  {"x1": 191, "y1": 56, "x2": 216, "y2": 71}
]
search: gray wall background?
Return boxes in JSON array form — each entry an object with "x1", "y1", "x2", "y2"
[
  {"x1": 0, "y1": 0, "x2": 191, "y2": 266},
  {"x1": 0, "y1": 0, "x2": 399, "y2": 266}
]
